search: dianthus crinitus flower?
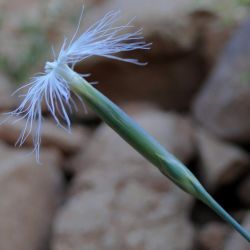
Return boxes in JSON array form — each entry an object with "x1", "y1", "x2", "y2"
[
  {"x1": 3, "y1": 9, "x2": 250, "y2": 241},
  {"x1": 6, "y1": 10, "x2": 150, "y2": 161}
]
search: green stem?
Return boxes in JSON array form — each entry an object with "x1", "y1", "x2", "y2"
[{"x1": 60, "y1": 64, "x2": 250, "y2": 241}]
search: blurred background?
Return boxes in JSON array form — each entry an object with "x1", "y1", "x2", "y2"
[{"x1": 0, "y1": 0, "x2": 250, "y2": 249}]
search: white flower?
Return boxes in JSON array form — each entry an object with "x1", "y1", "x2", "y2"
[{"x1": 5, "y1": 10, "x2": 151, "y2": 161}]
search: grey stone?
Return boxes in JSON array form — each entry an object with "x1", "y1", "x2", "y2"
[
  {"x1": 195, "y1": 128, "x2": 249, "y2": 190},
  {"x1": 193, "y1": 17, "x2": 250, "y2": 143}
]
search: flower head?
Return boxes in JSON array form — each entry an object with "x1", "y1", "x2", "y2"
[{"x1": 5, "y1": 10, "x2": 151, "y2": 161}]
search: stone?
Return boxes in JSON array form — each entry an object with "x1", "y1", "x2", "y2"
[
  {"x1": 193, "y1": 17, "x2": 250, "y2": 143},
  {"x1": 0, "y1": 116, "x2": 90, "y2": 154},
  {"x1": 190, "y1": 11, "x2": 235, "y2": 69},
  {"x1": 0, "y1": 146, "x2": 64, "y2": 250},
  {"x1": 125, "y1": 217, "x2": 194, "y2": 250},
  {"x1": 195, "y1": 128, "x2": 249, "y2": 190},
  {"x1": 223, "y1": 212, "x2": 250, "y2": 250},
  {"x1": 143, "y1": 218, "x2": 194, "y2": 250},
  {"x1": 52, "y1": 176, "x2": 194, "y2": 250},
  {"x1": 116, "y1": 181, "x2": 160, "y2": 213},
  {"x1": 237, "y1": 174, "x2": 250, "y2": 206},
  {"x1": 54, "y1": 191, "x2": 113, "y2": 234},
  {"x1": 70, "y1": 108, "x2": 195, "y2": 173},
  {"x1": 52, "y1": 190, "x2": 114, "y2": 250},
  {"x1": 197, "y1": 222, "x2": 230, "y2": 250}
]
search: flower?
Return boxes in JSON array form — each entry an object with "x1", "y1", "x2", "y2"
[{"x1": 5, "y1": 10, "x2": 151, "y2": 161}]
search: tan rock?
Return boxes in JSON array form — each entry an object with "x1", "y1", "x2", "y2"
[
  {"x1": 41, "y1": 121, "x2": 90, "y2": 154},
  {"x1": 116, "y1": 181, "x2": 160, "y2": 213},
  {"x1": 0, "y1": 146, "x2": 64, "y2": 250},
  {"x1": 0, "y1": 116, "x2": 90, "y2": 154},
  {"x1": 55, "y1": 191, "x2": 113, "y2": 234},
  {"x1": 143, "y1": 218, "x2": 194, "y2": 250},
  {"x1": 195, "y1": 128, "x2": 249, "y2": 190},
  {"x1": 125, "y1": 216, "x2": 194, "y2": 250},
  {"x1": 223, "y1": 212, "x2": 250, "y2": 250},
  {"x1": 52, "y1": 174, "x2": 194, "y2": 250},
  {"x1": 52, "y1": 190, "x2": 114, "y2": 250}
]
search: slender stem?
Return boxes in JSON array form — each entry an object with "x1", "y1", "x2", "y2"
[{"x1": 60, "y1": 64, "x2": 250, "y2": 241}]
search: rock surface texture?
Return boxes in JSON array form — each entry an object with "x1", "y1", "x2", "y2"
[
  {"x1": 0, "y1": 146, "x2": 64, "y2": 250},
  {"x1": 0, "y1": 117, "x2": 90, "y2": 155},
  {"x1": 193, "y1": 17, "x2": 250, "y2": 143},
  {"x1": 195, "y1": 128, "x2": 249, "y2": 190}
]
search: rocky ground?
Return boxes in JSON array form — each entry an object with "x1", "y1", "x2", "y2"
[{"x1": 0, "y1": 0, "x2": 250, "y2": 250}]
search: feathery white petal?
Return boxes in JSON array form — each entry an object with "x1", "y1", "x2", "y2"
[
  {"x1": 7, "y1": 70, "x2": 72, "y2": 161},
  {"x1": 58, "y1": 11, "x2": 151, "y2": 66}
]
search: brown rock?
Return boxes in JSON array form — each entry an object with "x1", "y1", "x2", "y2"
[
  {"x1": 223, "y1": 212, "x2": 250, "y2": 250},
  {"x1": 195, "y1": 128, "x2": 249, "y2": 190},
  {"x1": 80, "y1": 51, "x2": 203, "y2": 112},
  {"x1": 0, "y1": 146, "x2": 64, "y2": 250},
  {"x1": 193, "y1": 17, "x2": 250, "y2": 143},
  {"x1": 237, "y1": 174, "x2": 250, "y2": 206},
  {"x1": 202, "y1": 22, "x2": 234, "y2": 68},
  {"x1": 0, "y1": 117, "x2": 90, "y2": 154},
  {"x1": 74, "y1": 0, "x2": 207, "y2": 111},
  {"x1": 197, "y1": 222, "x2": 230, "y2": 250},
  {"x1": 190, "y1": 10, "x2": 235, "y2": 68},
  {"x1": 76, "y1": 1, "x2": 248, "y2": 112}
]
